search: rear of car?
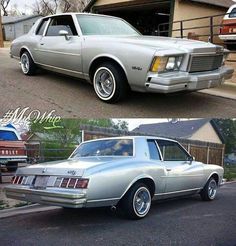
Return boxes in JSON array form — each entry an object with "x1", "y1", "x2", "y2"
[
  {"x1": 219, "y1": 4, "x2": 236, "y2": 49},
  {"x1": 0, "y1": 127, "x2": 27, "y2": 171}
]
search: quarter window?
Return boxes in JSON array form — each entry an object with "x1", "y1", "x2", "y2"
[
  {"x1": 46, "y1": 16, "x2": 77, "y2": 36},
  {"x1": 147, "y1": 140, "x2": 161, "y2": 160},
  {"x1": 156, "y1": 140, "x2": 189, "y2": 161},
  {"x1": 36, "y1": 19, "x2": 48, "y2": 35}
]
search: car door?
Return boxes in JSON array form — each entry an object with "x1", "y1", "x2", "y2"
[
  {"x1": 34, "y1": 15, "x2": 82, "y2": 74},
  {"x1": 156, "y1": 140, "x2": 204, "y2": 193}
]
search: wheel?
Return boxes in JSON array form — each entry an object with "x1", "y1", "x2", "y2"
[
  {"x1": 93, "y1": 62, "x2": 129, "y2": 103},
  {"x1": 20, "y1": 51, "x2": 36, "y2": 75},
  {"x1": 200, "y1": 177, "x2": 218, "y2": 201},
  {"x1": 120, "y1": 183, "x2": 152, "y2": 219},
  {"x1": 6, "y1": 162, "x2": 18, "y2": 172}
]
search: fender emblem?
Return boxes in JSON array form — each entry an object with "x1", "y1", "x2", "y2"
[{"x1": 68, "y1": 170, "x2": 76, "y2": 175}]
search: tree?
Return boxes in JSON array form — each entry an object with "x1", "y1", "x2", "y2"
[
  {"x1": 0, "y1": 0, "x2": 10, "y2": 16},
  {"x1": 32, "y1": 0, "x2": 90, "y2": 15},
  {"x1": 29, "y1": 118, "x2": 129, "y2": 147},
  {"x1": 213, "y1": 119, "x2": 236, "y2": 154}
]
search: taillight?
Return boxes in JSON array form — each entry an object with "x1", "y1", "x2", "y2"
[
  {"x1": 12, "y1": 176, "x2": 28, "y2": 185},
  {"x1": 75, "y1": 179, "x2": 89, "y2": 189},
  {"x1": 54, "y1": 177, "x2": 89, "y2": 189}
]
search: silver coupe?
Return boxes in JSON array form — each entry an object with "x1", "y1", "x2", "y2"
[
  {"x1": 10, "y1": 13, "x2": 234, "y2": 103},
  {"x1": 5, "y1": 136, "x2": 224, "y2": 219}
]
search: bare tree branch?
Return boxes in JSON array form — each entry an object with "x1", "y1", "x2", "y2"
[{"x1": 0, "y1": 0, "x2": 11, "y2": 16}]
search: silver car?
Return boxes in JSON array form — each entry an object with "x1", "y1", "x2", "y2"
[
  {"x1": 10, "y1": 13, "x2": 233, "y2": 103},
  {"x1": 5, "y1": 136, "x2": 224, "y2": 219}
]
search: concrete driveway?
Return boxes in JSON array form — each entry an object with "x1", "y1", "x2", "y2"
[
  {"x1": 0, "y1": 182, "x2": 235, "y2": 246},
  {"x1": 0, "y1": 48, "x2": 236, "y2": 118}
]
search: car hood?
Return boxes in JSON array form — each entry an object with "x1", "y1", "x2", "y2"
[
  {"x1": 91, "y1": 35, "x2": 223, "y2": 53},
  {"x1": 16, "y1": 157, "x2": 131, "y2": 176}
]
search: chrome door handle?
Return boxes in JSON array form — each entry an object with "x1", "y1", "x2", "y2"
[
  {"x1": 166, "y1": 168, "x2": 172, "y2": 171},
  {"x1": 40, "y1": 43, "x2": 44, "y2": 45}
]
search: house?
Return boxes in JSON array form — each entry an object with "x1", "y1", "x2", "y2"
[
  {"x1": 2, "y1": 15, "x2": 42, "y2": 41},
  {"x1": 84, "y1": 0, "x2": 233, "y2": 42},
  {"x1": 132, "y1": 119, "x2": 224, "y2": 144}
]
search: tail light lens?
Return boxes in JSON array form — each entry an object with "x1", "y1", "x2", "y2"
[{"x1": 54, "y1": 177, "x2": 89, "y2": 189}]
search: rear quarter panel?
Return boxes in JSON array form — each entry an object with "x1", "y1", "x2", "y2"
[{"x1": 83, "y1": 159, "x2": 166, "y2": 203}]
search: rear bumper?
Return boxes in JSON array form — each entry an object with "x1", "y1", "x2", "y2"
[
  {"x1": 145, "y1": 66, "x2": 234, "y2": 93},
  {"x1": 219, "y1": 34, "x2": 236, "y2": 41},
  {"x1": 5, "y1": 185, "x2": 87, "y2": 208}
]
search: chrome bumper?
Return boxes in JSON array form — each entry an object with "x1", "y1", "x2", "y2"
[
  {"x1": 5, "y1": 185, "x2": 87, "y2": 208},
  {"x1": 145, "y1": 66, "x2": 234, "y2": 93}
]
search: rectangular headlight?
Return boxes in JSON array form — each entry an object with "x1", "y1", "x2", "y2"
[{"x1": 166, "y1": 56, "x2": 183, "y2": 71}]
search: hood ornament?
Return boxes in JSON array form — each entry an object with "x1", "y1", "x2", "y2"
[{"x1": 42, "y1": 168, "x2": 47, "y2": 173}]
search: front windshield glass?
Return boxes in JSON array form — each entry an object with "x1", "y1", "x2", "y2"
[
  {"x1": 70, "y1": 139, "x2": 134, "y2": 158},
  {"x1": 77, "y1": 15, "x2": 140, "y2": 36}
]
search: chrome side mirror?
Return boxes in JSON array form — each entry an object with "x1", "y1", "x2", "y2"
[
  {"x1": 59, "y1": 30, "x2": 70, "y2": 40},
  {"x1": 187, "y1": 156, "x2": 195, "y2": 164}
]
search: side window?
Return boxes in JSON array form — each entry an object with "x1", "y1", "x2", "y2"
[
  {"x1": 147, "y1": 140, "x2": 161, "y2": 160},
  {"x1": 36, "y1": 19, "x2": 48, "y2": 35},
  {"x1": 156, "y1": 140, "x2": 189, "y2": 161},
  {"x1": 46, "y1": 16, "x2": 78, "y2": 36},
  {"x1": 229, "y1": 8, "x2": 236, "y2": 18}
]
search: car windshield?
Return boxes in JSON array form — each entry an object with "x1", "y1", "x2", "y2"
[
  {"x1": 70, "y1": 139, "x2": 134, "y2": 158},
  {"x1": 77, "y1": 15, "x2": 140, "y2": 36}
]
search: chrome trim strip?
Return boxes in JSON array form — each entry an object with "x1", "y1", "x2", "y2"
[
  {"x1": 34, "y1": 48, "x2": 81, "y2": 56},
  {"x1": 87, "y1": 197, "x2": 120, "y2": 203},
  {"x1": 35, "y1": 62, "x2": 85, "y2": 75},
  {"x1": 154, "y1": 187, "x2": 202, "y2": 196}
]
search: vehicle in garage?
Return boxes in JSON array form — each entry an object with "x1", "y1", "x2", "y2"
[
  {"x1": 10, "y1": 13, "x2": 233, "y2": 103},
  {"x1": 219, "y1": 4, "x2": 236, "y2": 50},
  {"x1": 0, "y1": 126, "x2": 27, "y2": 171},
  {"x1": 5, "y1": 136, "x2": 224, "y2": 219}
]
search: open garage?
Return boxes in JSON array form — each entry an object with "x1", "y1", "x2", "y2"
[{"x1": 85, "y1": 0, "x2": 174, "y2": 36}]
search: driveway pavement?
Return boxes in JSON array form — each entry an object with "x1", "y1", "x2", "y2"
[
  {"x1": 0, "y1": 182, "x2": 235, "y2": 246},
  {"x1": 0, "y1": 48, "x2": 236, "y2": 118}
]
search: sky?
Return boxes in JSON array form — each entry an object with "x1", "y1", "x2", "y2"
[{"x1": 8, "y1": 0, "x2": 40, "y2": 15}]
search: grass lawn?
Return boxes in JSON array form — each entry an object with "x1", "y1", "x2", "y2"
[{"x1": 224, "y1": 165, "x2": 236, "y2": 181}]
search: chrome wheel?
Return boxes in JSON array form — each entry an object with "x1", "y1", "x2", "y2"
[
  {"x1": 208, "y1": 179, "x2": 217, "y2": 199},
  {"x1": 21, "y1": 53, "x2": 30, "y2": 74},
  {"x1": 133, "y1": 187, "x2": 151, "y2": 217},
  {"x1": 94, "y1": 67, "x2": 116, "y2": 100}
]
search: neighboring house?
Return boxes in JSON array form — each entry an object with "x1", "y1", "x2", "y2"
[
  {"x1": 132, "y1": 119, "x2": 224, "y2": 144},
  {"x1": 84, "y1": 0, "x2": 232, "y2": 42},
  {"x1": 2, "y1": 15, "x2": 42, "y2": 41}
]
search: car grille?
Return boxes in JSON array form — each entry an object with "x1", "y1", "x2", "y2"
[{"x1": 189, "y1": 54, "x2": 223, "y2": 73}]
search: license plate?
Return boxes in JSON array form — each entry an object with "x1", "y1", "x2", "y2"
[{"x1": 34, "y1": 176, "x2": 49, "y2": 189}]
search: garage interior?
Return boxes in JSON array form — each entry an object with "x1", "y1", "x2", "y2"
[{"x1": 93, "y1": 0, "x2": 173, "y2": 36}]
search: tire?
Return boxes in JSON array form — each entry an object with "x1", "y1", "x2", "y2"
[
  {"x1": 225, "y1": 43, "x2": 236, "y2": 51},
  {"x1": 6, "y1": 162, "x2": 18, "y2": 172},
  {"x1": 93, "y1": 62, "x2": 129, "y2": 103},
  {"x1": 200, "y1": 177, "x2": 218, "y2": 201},
  {"x1": 120, "y1": 183, "x2": 152, "y2": 219},
  {"x1": 20, "y1": 51, "x2": 36, "y2": 75}
]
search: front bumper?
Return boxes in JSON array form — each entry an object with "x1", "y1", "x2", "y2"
[
  {"x1": 5, "y1": 185, "x2": 87, "y2": 208},
  {"x1": 145, "y1": 66, "x2": 234, "y2": 93}
]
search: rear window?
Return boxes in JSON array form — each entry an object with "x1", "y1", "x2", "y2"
[
  {"x1": 229, "y1": 8, "x2": 236, "y2": 18},
  {"x1": 71, "y1": 139, "x2": 133, "y2": 158},
  {"x1": 0, "y1": 130, "x2": 18, "y2": 141}
]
